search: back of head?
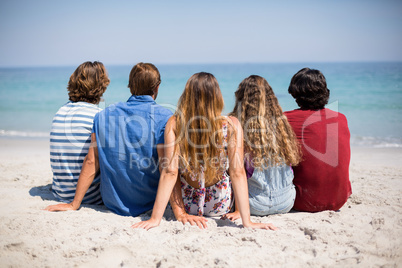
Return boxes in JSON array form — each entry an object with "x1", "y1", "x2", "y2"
[
  {"x1": 178, "y1": 72, "x2": 224, "y2": 117},
  {"x1": 175, "y1": 72, "x2": 225, "y2": 184},
  {"x1": 231, "y1": 75, "x2": 275, "y2": 121},
  {"x1": 68, "y1": 61, "x2": 110, "y2": 104},
  {"x1": 128, "y1": 62, "x2": 161, "y2": 96},
  {"x1": 230, "y1": 75, "x2": 301, "y2": 167},
  {"x1": 288, "y1": 68, "x2": 330, "y2": 110}
]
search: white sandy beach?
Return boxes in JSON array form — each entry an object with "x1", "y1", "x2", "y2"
[{"x1": 0, "y1": 138, "x2": 401, "y2": 267}]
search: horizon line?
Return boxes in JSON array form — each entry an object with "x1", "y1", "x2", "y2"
[{"x1": 0, "y1": 60, "x2": 401, "y2": 69}]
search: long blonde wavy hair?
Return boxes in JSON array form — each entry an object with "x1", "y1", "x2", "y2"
[
  {"x1": 174, "y1": 72, "x2": 226, "y2": 185},
  {"x1": 230, "y1": 75, "x2": 301, "y2": 168}
]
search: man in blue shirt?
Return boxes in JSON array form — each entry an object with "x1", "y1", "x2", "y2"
[{"x1": 46, "y1": 62, "x2": 173, "y2": 217}]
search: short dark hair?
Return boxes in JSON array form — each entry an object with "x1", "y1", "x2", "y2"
[
  {"x1": 128, "y1": 62, "x2": 161, "y2": 96},
  {"x1": 288, "y1": 68, "x2": 330, "y2": 110},
  {"x1": 68, "y1": 61, "x2": 110, "y2": 104}
]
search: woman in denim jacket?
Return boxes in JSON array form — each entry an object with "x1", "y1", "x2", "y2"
[{"x1": 227, "y1": 75, "x2": 301, "y2": 217}]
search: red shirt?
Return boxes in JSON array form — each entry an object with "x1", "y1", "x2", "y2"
[{"x1": 284, "y1": 108, "x2": 352, "y2": 212}]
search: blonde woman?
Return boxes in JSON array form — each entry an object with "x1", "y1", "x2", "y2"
[
  {"x1": 132, "y1": 72, "x2": 276, "y2": 230},
  {"x1": 227, "y1": 75, "x2": 301, "y2": 218}
]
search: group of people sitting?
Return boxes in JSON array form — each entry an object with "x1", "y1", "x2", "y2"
[{"x1": 45, "y1": 61, "x2": 352, "y2": 231}]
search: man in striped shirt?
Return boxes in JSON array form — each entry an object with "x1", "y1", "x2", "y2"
[{"x1": 50, "y1": 61, "x2": 110, "y2": 205}]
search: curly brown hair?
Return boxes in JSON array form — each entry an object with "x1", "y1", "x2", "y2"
[
  {"x1": 230, "y1": 75, "x2": 301, "y2": 168},
  {"x1": 288, "y1": 68, "x2": 330, "y2": 110},
  {"x1": 68, "y1": 61, "x2": 110, "y2": 104}
]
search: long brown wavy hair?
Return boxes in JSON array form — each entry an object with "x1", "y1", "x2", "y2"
[
  {"x1": 230, "y1": 75, "x2": 301, "y2": 168},
  {"x1": 174, "y1": 72, "x2": 226, "y2": 185},
  {"x1": 68, "y1": 61, "x2": 110, "y2": 104}
]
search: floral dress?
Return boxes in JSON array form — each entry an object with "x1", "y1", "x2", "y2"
[{"x1": 179, "y1": 122, "x2": 233, "y2": 217}]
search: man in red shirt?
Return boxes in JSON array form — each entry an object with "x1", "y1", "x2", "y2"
[{"x1": 284, "y1": 68, "x2": 352, "y2": 212}]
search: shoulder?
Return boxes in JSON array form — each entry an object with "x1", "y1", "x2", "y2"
[
  {"x1": 55, "y1": 101, "x2": 100, "y2": 118},
  {"x1": 152, "y1": 105, "x2": 173, "y2": 130},
  {"x1": 53, "y1": 101, "x2": 70, "y2": 115},
  {"x1": 162, "y1": 116, "x2": 177, "y2": 140},
  {"x1": 68, "y1": 102, "x2": 102, "y2": 117},
  {"x1": 82, "y1": 103, "x2": 102, "y2": 116},
  {"x1": 152, "y1": 103, "x2": 174, "y2": 117},
  {"x1": 225, "y1": 116, "x2": 243, "y2": 137},
  {"x1": 97, "y1": 101, "x2": 125, "y2": 115},
  {"x1": 283, "y1": 109, "x2": 295, "y2": 121},
  {"x1": 72, "y1": 101, "x2": 100, "y2": 109},
  {"x1": 166, "y1": 116, "x2": 177, "y2": 129},
  {"x1": 284, "y1": 109, "x2": 313, "y2": 123},
  {"x1": 284, "y1": 109, "x2": 302, "y2": 117},
  {"x1": 93, "y1": 103, "x2": 120, "y2": 122},
  {"x1": 325, "y1": 108, "x2": 348, "y2": 121},
  {"x1": 325, "y1": 109, "x2": 349, "y2": 130},
  {"x1": 226, "y1": 116, "x2": 240, "y2": 127}
]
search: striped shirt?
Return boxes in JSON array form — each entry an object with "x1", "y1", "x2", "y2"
[{"x1": 50, "y1": 101, "x2": 102, "y2": 204}]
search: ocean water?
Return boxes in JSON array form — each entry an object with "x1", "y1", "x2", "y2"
[{"x1": 0, "y1": 62, "x2": 401, "y2": 147}]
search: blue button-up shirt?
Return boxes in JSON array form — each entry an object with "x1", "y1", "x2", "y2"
[{"x1": 92, "y1": 95, "x2": 173, "y2": 216}]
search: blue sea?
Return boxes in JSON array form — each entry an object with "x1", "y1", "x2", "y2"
[{"x1": 0, "y1": 62, "x2": 401, "y2": 147}]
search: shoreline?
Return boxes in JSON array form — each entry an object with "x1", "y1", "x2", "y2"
[
  {"x1": 0, "y1": 136, "x2": 402, "y2": 162},
  {"x1": 2, "y1": 132, "x2": 402, "y2": 149},
  {"x1": 0, "y1": 138, "x2": 401, "y2": 267}
]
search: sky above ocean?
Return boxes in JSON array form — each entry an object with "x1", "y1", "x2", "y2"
[{"x1": 0, "y1": 0, "x2": 401, "y2": 67}]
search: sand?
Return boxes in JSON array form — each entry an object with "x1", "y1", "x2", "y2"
[{"x1": 0, "y1": 138, "x2": 401, "y2": 267}]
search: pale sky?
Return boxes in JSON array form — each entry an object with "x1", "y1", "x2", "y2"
[{"x1": 0, "y1": 0, "x2": 401, "y2": 67}]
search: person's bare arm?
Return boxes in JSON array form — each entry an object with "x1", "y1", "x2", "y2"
[
  {"x1": 131, "y1": 117, "x2": 180, "y2": 230},
  {"x1": 45, "y1": 133, "x2": 99, "y2": 211},
  {"x1": 227, "y1": 116, "x2": 277, "y2": 230},
  {"x1": 151, "y1": 143, "x2": 206, "y2": 228}
]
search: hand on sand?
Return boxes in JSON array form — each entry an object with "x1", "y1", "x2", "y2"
[
  {"x1": 176, "y1": 213, "x2": 208, "y2": 229},
  {"x1": 131, "y1": 218, "x2": 161, "y2": 231},
  {"x1": 221, "y1": 211, "x2": 241, "y2": 221},
  {"x1": 44, "y1": 203, "x2": 77, "y2": 212},
  {"x1": 244, "y1": 222, "x2": 278, "y2": 231}
]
